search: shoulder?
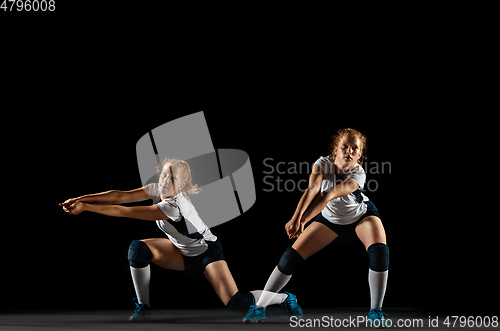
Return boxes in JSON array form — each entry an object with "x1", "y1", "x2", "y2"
[
  {"x1": 144, "y1": 183, "x2": 159, "y2": 196},
  {"x1": 313, "y1": 155, "x2": 333, "y2": 175},
  {"x1": 314, "y1": 155, "x2": 332, "y2": 166},
  {"x1": 160, "y1": 193, "x2": 193, "y2": 211},
  {"x1": 157, "y1": 195, "x2": 182, "y2": 220},
  {"x1": 351, "y1": 163, "x2": 365, "y2": 174},
  {"x1": 346, "y1": 163, "x2": 366, "y2": 188},
  {"x1": 144, "y1": 183, "x2": 161, "y2": 203},
  {"x1": 158, "y1": 193, "x2": 181, "y2": 207}
]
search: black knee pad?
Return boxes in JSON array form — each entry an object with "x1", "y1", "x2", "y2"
[
  {"x1": 367, "y1": 243, "x2": 389, "y2": 272},
  {"x1": 128, "y1": 240, "x2": 153, "y2": 268},
  {"x1": 277, "y1": 247, "x2": 304, "y2": 276},
  {"x1": 227, "y1": 291, "x2": 254, "y2": 313}
]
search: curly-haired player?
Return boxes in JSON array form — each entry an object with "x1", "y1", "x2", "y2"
[
  {"x1": 60, "y1": 158, "x2": 299, "y2": 322},
  {"x1": 243, "y1": 128, "x2": 390, "y2": 326}
]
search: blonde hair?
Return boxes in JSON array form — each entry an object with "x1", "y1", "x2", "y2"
[{"x1": 157, "y1": 158, "x2": 200, "y2": 198}]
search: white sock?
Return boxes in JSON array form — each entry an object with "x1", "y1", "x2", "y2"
[
  {"x1": 130, "y1": 265, "x2": 151, "y2": 306},
  {"x1": 369, "y1": 269, "x2": 388, "y2": 310},
  {"x1": 250, "y1": 290, "x2": 288, "y2": 306},
  {"x1": 256, "y1": 266, "x2": 292, "y2": 308}
]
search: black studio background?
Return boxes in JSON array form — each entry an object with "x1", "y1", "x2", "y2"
[
  {"x1": 2, "y1": 9, "x2": 498, "y2": 317},
  {"x1": 10, "y1": 101, "x2": 496, "y2": 316}
]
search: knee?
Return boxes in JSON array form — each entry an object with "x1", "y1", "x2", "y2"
[
  {"x1": 277, "y1": 247, "x2": 304, "y2": 275},
  {"x1": 128, "y1": 240, "x2": 153, "y2": 268},
  {"x1": 227, "y1": 291, "x2": 253, "y2": 313},
  {"x1": 367, "y1": 243, "x2": 389, "y2": 272}
]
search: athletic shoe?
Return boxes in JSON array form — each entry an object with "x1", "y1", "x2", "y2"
[
  {"x1": 129, "y1": 298, "x2": 153, "y2": 322},
  {"x1": 367, "y1": 308, "x2": 388, "y2": 328},
  {"x1": 242, "y1": 299, "x2": 266, "y2": 323},
  {"x1": 281, "y1": 292, "x2": 303, "y2": 318}
]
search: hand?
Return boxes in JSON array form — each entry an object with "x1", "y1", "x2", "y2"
[
  {"x1": 62, "y1": 201, "x2": 85, "y2": 215},
  {"x1": 291, "y1": 222, "x2": 305, "y2": 239},
  {"x1": 59, "y1": 198, "x2": 80, "y2": 208},
  {"x1": 285, "y1": 217, "x2": 302, "y2": 239}
]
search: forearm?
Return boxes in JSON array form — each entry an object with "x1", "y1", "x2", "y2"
[
  {"x1": 291, "y1": 190, "x2": 308, "y2": 220},
  {"x1": 291, "y1": 165, "x2": 323, "y2": 222},
  {"x1": 292, "y1": 186, "x2": 320, "y2": 220},
  {"x1": 300, "y1": 179, "x2": 359, "y2": 226},
  {"x1": 300, "y1": 193, "x2": 330, "y2": 226},
  {"x1": 82, "y1": 203, "x2": 161, "y2": 221},
  {"x1": 82, "y1": 203, "x2": 128, "y2": 218},
  {"x1": 77, "y1": 190, "x2": 122, "y2": 205}
]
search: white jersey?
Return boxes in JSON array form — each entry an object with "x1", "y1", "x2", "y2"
[
  {"x1": 144, "y1": 183, "x2": 217, "y2": 257},
  {"x1": 314, "y1": 156, "x2": 369, "y2": 225}
]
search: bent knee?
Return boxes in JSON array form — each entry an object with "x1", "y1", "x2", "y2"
[
  {"x1": 278, "y1": 247, "x2": 304, "y2": 275},
  {"x1": 128, "y1": 239, "x2": 153, "y2": 268},
  {"x1": 367, "y1": 243, "x2": 389, "y2": 271},
  {"x1": 227, "y1": 291, "x2": 253, "y2": 312}
]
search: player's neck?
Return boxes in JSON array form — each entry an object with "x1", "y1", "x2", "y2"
[{"x1": 334, "y1": 158, "x2": 355, "y2": 175}]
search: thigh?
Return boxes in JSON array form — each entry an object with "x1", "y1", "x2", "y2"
[
  {"x1": 141, "y1": 238, "x2": 185, "y2": 271},
  {"x1": 355, "y1": 216, "x2": 387, "y2": 250},
  {"x1": 292, "y1": 221, "x2": 338, "y2": 260},
  {"x1": 204, "y1": 260, "x2": 238, "y2": 306}
]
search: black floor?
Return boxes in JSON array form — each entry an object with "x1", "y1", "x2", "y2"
[{"x1": 2, "y1": 307, "x2": 491, "y2": 330}]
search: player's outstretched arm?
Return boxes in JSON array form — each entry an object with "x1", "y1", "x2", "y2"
[
  {"x1": 296, "y1": 178, "x2": 359, "y2": 234},
  {"x1": 62, "y1": 201, "x2": 166, "y2": 221},
  {"x1": 59, "y1": 187, "x2": 150, "y2": 207},
  {"x1": 285, "y1": 165, "x2": 323, "y2": 239}
]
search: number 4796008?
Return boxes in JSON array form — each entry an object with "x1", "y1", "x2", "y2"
[
  {"x1": 1, "y1": 0, "x2": 56, "y2": 11},
  {"x1": 443, "y1": 316, "x2": 498, "y2": 328}
]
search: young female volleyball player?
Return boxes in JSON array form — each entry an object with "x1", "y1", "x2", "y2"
[
  {"x1": 243, "y1": 128, "x2": 390, "y2": 326},
  {"x1": 60, "y1": 158, "x2": 299, "y2": 321}
]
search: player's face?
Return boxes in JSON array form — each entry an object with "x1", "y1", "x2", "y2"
[
  {"x1": 159, "y1": 166, "x2": 183, "y2": 197},
  {"x1": 336, "y1": 135, "x2": 362, "y2": 169}
]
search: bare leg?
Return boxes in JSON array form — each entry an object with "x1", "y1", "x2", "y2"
[
  {"x1": 292, "y1": 221, "x2": 339, "y2": 259},
  {"x1": 129, "y1": 238, "x2": 184, "y2": 308},
  {"x1": 256, "y1": 222, "x2": 339, "y2": 308},
  {"x1": 354, "y1": 216, "x2": 386, "y2": 249},
  {"x1": 204, "y1": 260, "x2": 238, "y2": 305},
  {"x1": 355, "y1": 216, "x2": 388, "y2": 310},
  {"x1": 141, "y1": 238, "x2": 185, "y2": 270}
]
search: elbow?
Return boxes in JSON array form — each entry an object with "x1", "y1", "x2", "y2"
[
  {"x1": 325, "y1": 190, "x2": 339, "y2": 202},
  {"x1": 139, "y1": 206, "x2": 162, "y2": 221},
  {"x1": 142, "y1": 213, "x2": 159, "y2": 221}
]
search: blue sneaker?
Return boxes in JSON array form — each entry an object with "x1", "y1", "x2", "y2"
[
  {"x1": 367, "y1": 308, "x2": 388, "y2": 328},
  {"x1": 129, "y1": 298, "x2": 153, "y2": 322},
  {"x1": 281, "y1": 292, "x2": 303, "y2": 318},
  {"x1": 242, "y1": 299, "x2": 266, "y2": 323}
]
